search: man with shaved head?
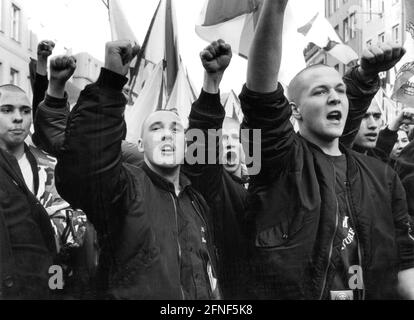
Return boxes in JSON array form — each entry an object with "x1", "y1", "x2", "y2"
[
  {"x1": 240, "y1": 0, "x2": 414, "y2": 300},
  {"x1": 55, "y1": 41, "x2": 220, "y2": 300},
  {"x1": 182, "y1": 40, "x2": 251, "y2": 299},
  {"x1": 0, "y1": 84, "x2": 57, "y2": 299}
]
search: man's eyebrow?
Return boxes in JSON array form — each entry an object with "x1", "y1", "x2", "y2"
[
  {"x1": 311, "y1": 84, "x2": 329, "y2": 90},
  {"x1": 149, "y1": 121, "x2": 163, "y2": 128},
  {"x1": 0, "y1": 104, "x2": 32, "y2": 109},
  {"x1": 171, "y1": 121, "x2": 184, "y2": 128}
]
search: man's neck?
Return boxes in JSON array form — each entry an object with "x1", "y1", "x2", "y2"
[
  {"x1": 0, "y1": 143, "x2": 25, "y2": 160},
  {"x1": 301, "y1": 132, "x2": 342, "y2": 156},
  {"x1": 145, "y1": 160, "x2": 181, "y2": 195},
  {"x1": 225, "y1": 165, "x2": 242, "y2": 179}
]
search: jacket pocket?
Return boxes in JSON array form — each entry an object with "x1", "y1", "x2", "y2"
[
  {"x1": 255, "y1": 209, "x2": 308, "y2": 250},
  {"x1": 255, "y1": 222, "x2": 290, "y2": 249}
]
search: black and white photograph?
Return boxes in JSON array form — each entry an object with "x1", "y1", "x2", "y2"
[{"x1": 0, "y1": 0, "x2": 414, "y2": 308}]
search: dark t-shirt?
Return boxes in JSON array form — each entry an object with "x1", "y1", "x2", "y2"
[{"x1": 327, "y1": 154, "x2": 363, "y2": 300}]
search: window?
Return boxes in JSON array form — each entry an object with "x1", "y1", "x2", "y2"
[
  {"x1": 28, "y1": 30, "x2": 34, "y2": 51},
  {"x1": 11, "y1": 4, "x2": 20, "y2": 41},
  {"x1": 10, "y1": 68, "x2": 19, "y2": 85},
  {"x1": 350, "y1": 13, "x2": 356, "y2": 39},
  {"x1": 327, "y1": 0, "x2": 334, "y2": 16},
  {"x1": 366, "y1": 0, "x2": 372, "y2": 22},
  {"x1": 378, "y1": 32, "x2": 385, "y2": 43},
  {"x1": 343, "y1": 18, "x2": 349, "y2": 42},
  {"x1": 0, "y1": 0, "x2": 3, "y2": 31},
  {"x1": 393, "y1": 24, "x2": 400, "y2": 43},
  {"x1": 334, "y1": 25, "x2": 340, "y2": 37},
  {"x1": 334, "y1": 0, "x2": 340, "y2": 11}
]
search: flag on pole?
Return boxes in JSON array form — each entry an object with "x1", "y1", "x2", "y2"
[
  {"x1": 298, "y1": 12, "x2": 358, "y2": 65},
  {"x1": 125, "y1": 62, "x2": 167, "y2": 143},
  {"x1": 109, "y1": 0, "x2": 139, "y2": 44},
  {"x1": 195, "y1": 0, "x2": 306, "y2": 85},
  {"x1": 108, "y1": 0, "x2": 144, "y2": 96},
  {"x1": 222, "y1": 90, "x2": 243, "y2": 123},
  {"x1": 122, "y1": 0, "x2": 198, "y2": 141},
  {"x1": 126, "y1": 0, "x2": 180, "y2": 101},
  {"x1": 392, "y1": 62, "x2": 414, "y2": 106},
  {"x1": 166, "y1": 61, "x2": 198, "y2": 128},
  {"x1": 393, "y1": 0, "x2": 414, "y2": 106}
]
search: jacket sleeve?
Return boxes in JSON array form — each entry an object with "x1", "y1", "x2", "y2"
[
  {"x1": 183, "y1": 90, "x2": 225, "y2": 204},
  {"x1": 390, "y1": 171, "x2": 414, "y2": 271},
  {"x1": 240, "y1": 83, "x2": 295, "y2": 180},
  {"x1": 375, "y1": 127, "x2": 398, "y2": 160},
  {"x1": 33, "y1": 94, "x2": 70, "y2": 157},
  {"x1": 32, "y1": 73, "x2": 49, "y2": 119},
  {"x1": 55, "y1": 68, "x2": 132, "y2": 232},
  {"x1": 341, "y1": 67, "x2": 380, "y2": 148}
]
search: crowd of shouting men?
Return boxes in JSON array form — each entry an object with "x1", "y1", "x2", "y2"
[{"x1": 1, "y1": 0, "x2": 414, "y2": 300}]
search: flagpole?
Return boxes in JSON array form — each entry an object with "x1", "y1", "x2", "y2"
[
  {"x1": 128, "y1": 0, "x2": 163, "y2": 101},
  {"x1": 101, "y1": 0, "x2": 109, "y2": 10}
]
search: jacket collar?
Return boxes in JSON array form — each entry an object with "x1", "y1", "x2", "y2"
[
  {"x1": 142, "y1": 162, "x2": 192, "y2": 195},
  {"x1": 24, "y1": 144, "x2": 40, "y2": 195},
  {"x1": 300, "y1": 135, "x2": 359, "y2": 183},
  {"x1": 0, "y1": 144, "x2": 39, "y2": 194}
]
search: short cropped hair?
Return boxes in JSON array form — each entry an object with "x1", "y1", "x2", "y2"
[{"x1": 287, "y1": 63, "x2": 333, "y2": 103}]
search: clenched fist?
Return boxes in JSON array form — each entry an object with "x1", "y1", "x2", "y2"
[
  {"x1": 200, "y1": 40, "x2": 232, "y2": 75},
  {"x1": 359, "y1": 43, "x2": 406, "y2": 79},
  {"x1": 37, "y1": 40, "x2": 55, "y2": 60},
  {"x1": 389, "y1": 107, "x2": 414, "y2": 131},
  {"x1": 105, "y1": 40, "x2": 140, "y2": 76},
  {"x1": 50, "y1": 55, "x2": 77, "y2": 85}
]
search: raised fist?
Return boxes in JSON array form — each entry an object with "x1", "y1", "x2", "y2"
[
  {"x1": 105, "y1": 40, "x2": 140, "y2": 76},
  {"x1": 37, "y1": 40, "x2": 55, "y2": 60},
  {"x1": 360, "y1": 43, "x2": 406, "y2": 78},
  {"x1": 389, "y1": 107, "x2": 414, "y2": 131},
  {"x1": 50, "y1": 55, "x2": 77, "y2": 85},
  {"x1": 200, "y1": 39, "x2": 232, "y2": 75}
]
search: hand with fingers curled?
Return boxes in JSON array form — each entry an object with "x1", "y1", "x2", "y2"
[
  {"x1": 50, "y1": 55, "x2": 77, "y2": 86},
  {"x1": 105, "y1": 40, "x2": 141, "y2": 76},
  {"x1": 359, "y1": 42, "x2": 406, "y2": 79},
  {"x1": 389, "y1": 107, "x2": 414, "y2": 131},
  {"x1": 37, "y1": 40, "x2": 56, "y2": 76},
  {"x1": 37, "y1": 40, "x2": 55, "y2": 61},
  {"x1": 200, "y1": 39, "x2": 232, "y2": 75}
]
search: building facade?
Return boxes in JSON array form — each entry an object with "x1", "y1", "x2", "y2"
[
  {"x1": 0, "y1": 0, "x2": 38, "y2": 97},
  {"x1": 72, "y1": 52, "x2": 103, "y2": 90},
  {"x1": 307, "y1": 0, "x2": 404, "y2": 88}
]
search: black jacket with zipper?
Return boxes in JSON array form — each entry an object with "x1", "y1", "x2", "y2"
[
  {"x1": 240, "y1": 70, "x2": 414, "y2": 300},
  {"x1": 55, "y1": 68, "x2": 219, "y2": 300},
  {"x1": 395, "y1": 140, "x2": 414, "y2": 218},
  {"x1": 0, "y1": 146, "x2": 56, "y2": 300},
  {"x1": 183, "y1": 90, "x2": 251, "y2": 299}
]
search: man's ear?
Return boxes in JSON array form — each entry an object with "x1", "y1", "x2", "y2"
[
  {"x1": 291, "y1": 102, "x2": 302, "y2": 121},
  {"x1": 137, "y1": 138, "x2": 144, "y2": 153}
]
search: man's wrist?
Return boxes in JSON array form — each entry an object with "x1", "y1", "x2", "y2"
[
  {"x1": 47, "y1": 82, "x2": 66, "y2": 98},
  {"x1": 388, "y1": 122, "x2": 400, "y2": 132},
  {"x1": 357, "y1": 66, "x2": 378, "y2": 82},
  {"x1": 203, "y1": 72, "x2": 223, "y2": 94},
  {"x1": 37, "y1": 59, "x2": 48, "y2": 76}
]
